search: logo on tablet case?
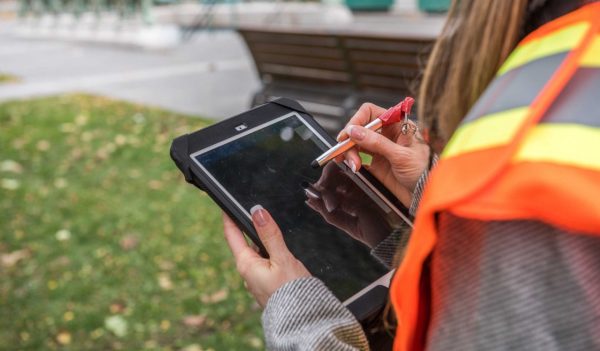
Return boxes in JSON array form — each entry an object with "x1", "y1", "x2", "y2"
[{"x1": 235, "y1": 124, "x2": 248, "y2": 132}]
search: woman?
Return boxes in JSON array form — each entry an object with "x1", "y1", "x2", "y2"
[{"x1": 223, "y1": 0, "x2": 600, "y2": 349}]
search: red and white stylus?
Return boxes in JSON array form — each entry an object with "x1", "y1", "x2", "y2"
[{"x1": 311, "y1": 97, "x2": 415, "y2": 169}]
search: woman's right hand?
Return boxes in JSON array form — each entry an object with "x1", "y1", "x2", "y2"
[{"x1": 336, "y1": 102, "x2": 430, "y2": 207}]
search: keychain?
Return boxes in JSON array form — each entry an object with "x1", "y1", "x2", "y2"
[{"x1": 400, "y1": 98, "x2": 417, "y2": 135}]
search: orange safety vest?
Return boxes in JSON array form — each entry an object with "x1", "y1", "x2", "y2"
[{"x1": 390, "y1": 3, "x2": 600, "y2": 351}]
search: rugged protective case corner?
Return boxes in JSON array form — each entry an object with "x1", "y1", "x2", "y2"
[
  {"x1": 170, "y1": 134, "x2": 203, "y2": 191},
  {"x1": 269, "y1": 97, "x2": 308, "y2": 114}
]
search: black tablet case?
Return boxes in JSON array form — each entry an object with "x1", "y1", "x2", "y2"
[
  {"x1": 171, "y1": 98, "x2": 307, "y2": 193},
  {"x1": 170, "y1": 98, "x2": 391, "y2": 323}
]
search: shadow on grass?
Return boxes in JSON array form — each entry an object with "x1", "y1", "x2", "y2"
[{"x1": 0, "y1": 94, "x2": 263, "y2": 350}]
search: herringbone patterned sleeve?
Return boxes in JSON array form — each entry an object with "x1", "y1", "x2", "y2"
[{"x1": 262, "y1": 277, "x2": 370, "y2": 351}]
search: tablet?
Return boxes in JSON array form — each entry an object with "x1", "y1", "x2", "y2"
[{"x1": 170, "y1": 98, "x2": 412, "y2": 320}]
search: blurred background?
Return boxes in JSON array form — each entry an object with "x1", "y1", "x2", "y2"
[{"x1": 0, "y1": 0, "x2": 446, "y2": 349}]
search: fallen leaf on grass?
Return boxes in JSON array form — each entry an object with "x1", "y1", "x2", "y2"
[
  {"x1": 1, "y1": 249, "x2": 30, "y2": 267},
  {"x1": 75, "y1": 114, "x2": 88, "y2": 126},
  {"x1": 63, "y1": 311, "x2": 75, "y2": 322},
  {"x1": 201, "y1": 289, "x2": 229, "y2": 304},
  {"x1": 47, "y1": 280, "x2": 58, "y2": 290},
  {"x1": 109, "y1": 300, "x2": 127, "y2": 314},
  {"x1": 181, "y1": 344, "x2": 203, "y2": 351},
  {"x1": 56, "y1": 331, "x2": 71, "y2": 345},
  {"x1": 144, "y1": 340, "x2": 158, "y2": 349},
  {"x1": 60, "y1": 123, "x2": 76, "y2": 133},
  {"x1": 70, "y1": 148, "x2": 83, "y2": 161},
  {"x1": 248, "y1": 336, "x2": 264, "y2": 349},
  {"x1": 160, "y1": 319, "x2": 171, "y2": 331},
  {"x1": 148, "y1": 180, "x2": 163, "y2": 190},
  {"x1": 0, "y1": 160, "x2": 23, "y2": 173},
  {"x1": 105, "y1": 315, "x2": 128, "y2": 337},
  {"x1": 1, "y1": 178, "x2": 20, "y2": 190},
  {"x1": 158, "y1": 273, "x2": 173, "y2": 290},
  {"x1": 127, "y1": 169, "x2": 141, "y2": 179},
  {"x1": 90, "y1": 328, "x2": 104, "y2": 339},
  {"x1": 50, "y1": 256, "x2": 70, "y2": 268},
  {"x1": 114, "y1": 134, "x2": 127, "y2": 146},
  {"x1": 36, "y1": 140, "x2": 50, "y2": 151},
  {"x1": 54, "y1": 178, "x2": 68, "y2": 189},
  {"x1": 220, "y1": 320, "x2": 232, "y2": 331},
  {"x1": 133, "y1": 113, "x2": 146, "y2": 124},
  {"x1": 119, "y1": 235, "x2": 139, "y2": 251},
  {"x1": 55, "y1": 229, "x2": 71, "y2": 241},
  {"x1": 157, "y1": 259, "x2": 175, "y2": 271},
  {"x1": 12, "y1": 138, "x2": 27, "y2": 150},
  {"x1": 182, "y1": 315, "x2": 207, "y2": 329}
]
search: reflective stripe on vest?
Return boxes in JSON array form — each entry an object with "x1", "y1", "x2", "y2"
[{"x1": 391, "y1": 3, "x2": 600, "y2": 351}]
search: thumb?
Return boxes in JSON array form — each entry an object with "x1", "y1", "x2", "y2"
[
  {"x1": 346, "y1": 125, "x2": 402, "y2": 161},
  {"x1": 250, "y1": 205, "x2": 291, "y2": 263}
]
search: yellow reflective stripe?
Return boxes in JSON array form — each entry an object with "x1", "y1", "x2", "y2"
[
  {"x1": 515, "y1": 124, "x2": 600, "y2": 171},
  {"x1": 498, "y1": 22, "x2": 590, "y2": 76},
  {"x1": 580, "y1": 35, "x2": 600, "y2": 67},
  {"x1": 443, "y1": 107, "x2": 529, "y2": 159}
]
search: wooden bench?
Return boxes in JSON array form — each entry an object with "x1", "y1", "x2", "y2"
[{"x1": 238, "y1": 26, "x2": 436, "y2": 132}]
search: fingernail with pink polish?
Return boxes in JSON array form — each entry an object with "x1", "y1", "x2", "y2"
[
  {"x1": 250, "y1": 205, "x2": 268, "y2": 227},
  {"x1": 304, "y1": 188, "x2": 320, "y2": 199},
  {"x1": 349, "y1": 160, "x2": 357, "y2": 173},
  {"x1": 344, "y1": 159, "x2": 357, "y2": 173},
  {"x1": 324, "y1": 198, "x2": 336, "y2": 213},
  {"x1": 347, "y1": 126, "x2": 366, "y2": 140}
]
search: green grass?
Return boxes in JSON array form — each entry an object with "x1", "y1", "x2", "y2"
[
  {"x1": 0, "y1": 73, "x2": 19, "y2": 84},
  {"x1": 0, "y1": 95, "x2": 263, "y2": 350}
]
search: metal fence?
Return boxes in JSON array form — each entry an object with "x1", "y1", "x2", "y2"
[{"x1": 18, "y1": 0, "x2": 154, "y2": 24}]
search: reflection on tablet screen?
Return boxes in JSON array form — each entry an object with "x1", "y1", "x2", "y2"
[{"x1": 191, "y1": 113, "x2": 407, "y2": 301}]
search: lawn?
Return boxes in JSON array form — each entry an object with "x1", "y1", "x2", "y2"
[
  {"x1": 0, "y1": 95, "x2": 263, "y2": 350},
  {"x1": 0, "y1": 73, "x2": 19, "y2": 84}
]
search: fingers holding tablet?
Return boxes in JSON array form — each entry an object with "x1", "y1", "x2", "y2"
[
  {"x1": 222, "y1": 209, "x2": 311, "y2": 308},
  {"x1": 222, "y1": 212, "x2": 259, "y2": 263},
  {"x1": 249, "y1": 205, "x2": 292, "y2": 264}
]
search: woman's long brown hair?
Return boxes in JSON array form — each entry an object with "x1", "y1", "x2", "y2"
[
  {"x1": 382, "y1": 0, "x2": 530, "y2": 332},
  {"x1": 418, "y1": 0, "x2": 529, "y2": 149}
]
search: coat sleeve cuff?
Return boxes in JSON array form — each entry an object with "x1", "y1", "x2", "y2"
[
  {"x1": 262, "y1": 277, "x2": 369, "y2": 350},
  {"x1": 409, "y1": 154, "x2": 438, "y2": 216}
]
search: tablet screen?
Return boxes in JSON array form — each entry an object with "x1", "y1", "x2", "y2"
[{"x1": 192, "y1": 112, "x2": 409, "y2": 301}]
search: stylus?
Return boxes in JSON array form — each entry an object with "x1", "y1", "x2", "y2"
[{"x1": 311, "y1": 97, "x2": 415, "y2": 169}]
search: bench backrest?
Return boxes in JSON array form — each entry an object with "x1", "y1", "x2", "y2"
[
  {"x1": 239, "y1": 27, "x2": 435, "y2": 130},
  {"x1": 342, "y1": 35, "x2": 432, "y2": 101},
  {"x1": 240, "y1": 29, "x2": 355, "y2": 94},
  {"x1": 241, "y1": 28, "x2": 433, "y2": 95}
]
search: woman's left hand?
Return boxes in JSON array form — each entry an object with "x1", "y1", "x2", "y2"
[{"x1": 222, "y1": 206, "x2": 311, "y2": 307}]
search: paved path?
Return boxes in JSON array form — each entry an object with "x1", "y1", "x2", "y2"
[
  {"x1": 0, "y1": 23, "x2": 260, "y2": 119},
  {"x1": 0, "y1": 11, "x2": 443, "y2": 120}
]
